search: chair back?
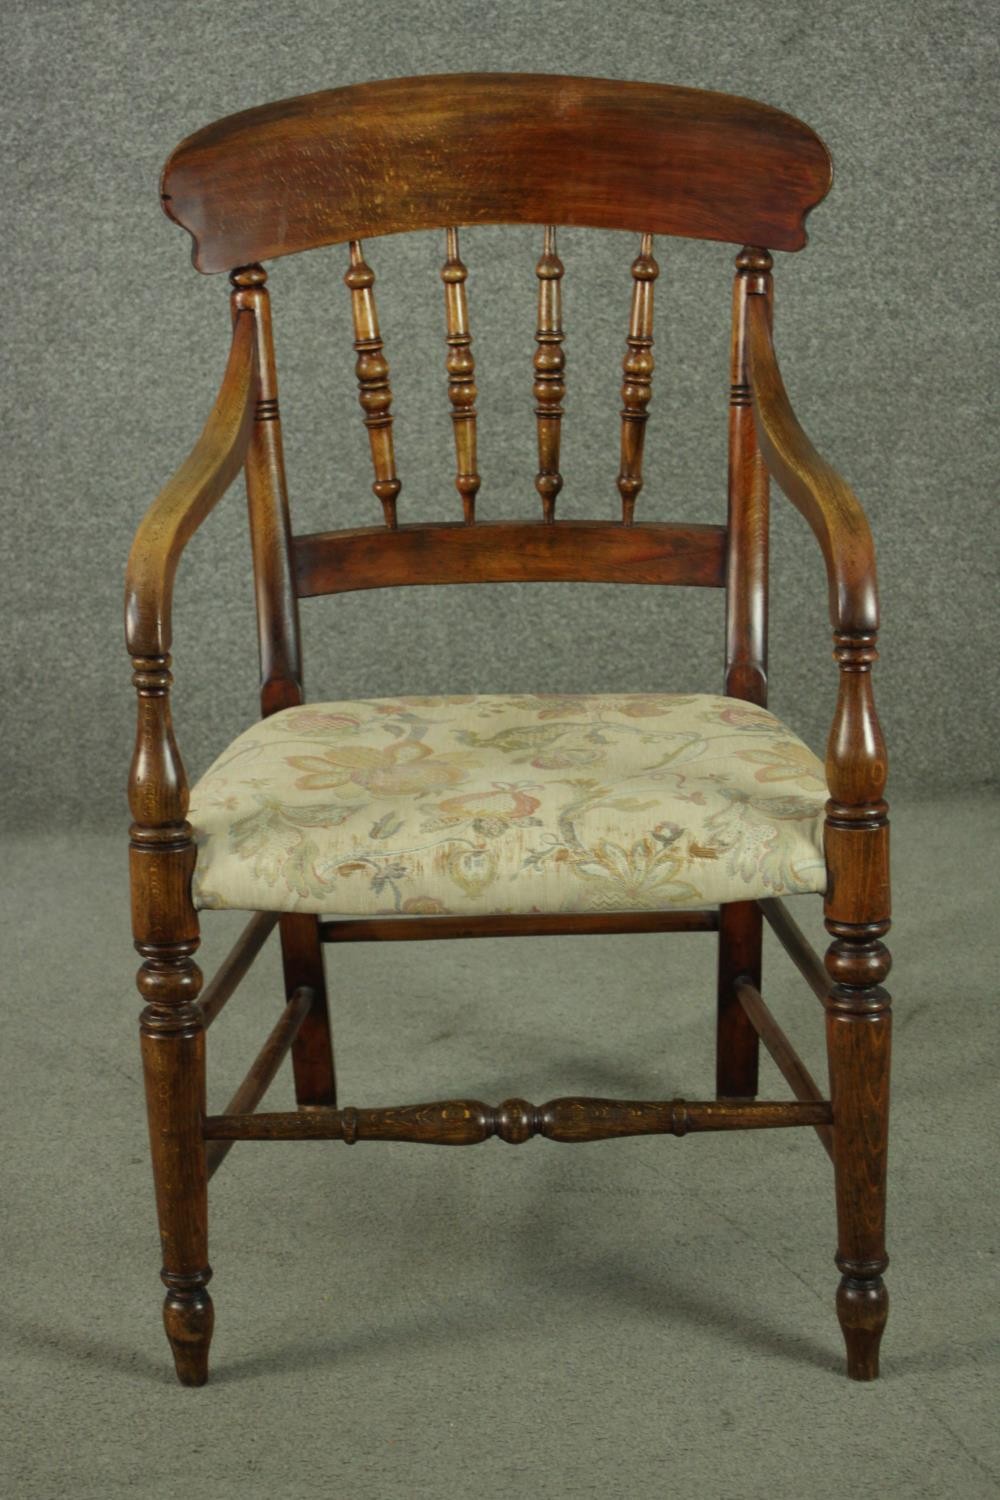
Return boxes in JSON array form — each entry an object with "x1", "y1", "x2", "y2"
[{"x1": 161, "y1": 74, "x2": 832, "y2": 713}]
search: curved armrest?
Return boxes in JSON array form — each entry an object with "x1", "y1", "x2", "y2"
[
  {"x1": 125, "y1": 312, "x2": 258, "y2": 657},
  {"x1": 745, "y1": 294, "x2": 878, "y2": 635}
]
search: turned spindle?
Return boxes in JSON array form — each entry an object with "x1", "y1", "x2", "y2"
[
  {"x1": 204, "y1": 1095, "x2": 831, "y2": 1146},
  {"x1": 441, "y1": 228, "x2": 480, "y2": 523},
  {"x1": 129, "y1": 653, "x2": 213, "y2": 1386},
  {"x1": 533, "y1": 225, "x2": 565, "y2": 522},
  {"x1": 616, "y1": 233, "x2": 659, "y2": 526},
  {"x1": 345, "y1": 241, "x2": 401, "y2": 528},
  {"x1": 823, "y1": 628, "x2": 892, "y2": 1380}
]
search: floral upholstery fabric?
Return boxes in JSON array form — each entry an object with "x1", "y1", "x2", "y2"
[{"x1": 189, "y1": 694, "x2": 828, "y2": 917}]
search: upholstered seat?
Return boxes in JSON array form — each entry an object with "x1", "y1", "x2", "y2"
[{"x1": 189, "y1": 693, "x2": 828, "y2": 917}]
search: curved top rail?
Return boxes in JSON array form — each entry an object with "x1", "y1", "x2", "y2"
[{"x1": 161, "y1": 73, "x2": 833, "y2": 272}]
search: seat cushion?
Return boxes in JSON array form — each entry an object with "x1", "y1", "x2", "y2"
[{"x1": 189, "y1": 693, "x2": 828, "y2": 917}]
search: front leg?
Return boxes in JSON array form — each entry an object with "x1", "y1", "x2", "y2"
[
  {"x1": 130, "y1": 654, "x2": 213, "y2": 1385},
  {"x1": 824, "y1": 630, "x2": 891, "y2": 1379},
  {"x1": 139, "y1": 946, "x2": 213, "y2": 1385}
]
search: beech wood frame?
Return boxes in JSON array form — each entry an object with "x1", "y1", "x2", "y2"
[{"x1": 127, "y1": 75, "x2": 890, "y2": 1388}]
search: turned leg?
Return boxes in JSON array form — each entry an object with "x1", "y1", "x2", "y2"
[
  {"x1": 716, "y1": 900, "x2": 761, "y2": 1098},
  {"x1": 823, "y1": 628, "x2": 892, "y2": 1380},
  {"x1": 825, "y1": 922, "x2": 891, "y2": 1380},
  {"x1": 139, "y1": 950, "x2": 213, "y2": 1386},
  {"x1": 129, "y1": 653, "x2": 213, "y2": 1385},
  {"x1": 281, "y1": 913, "x2": 337, "y2": 1107}
]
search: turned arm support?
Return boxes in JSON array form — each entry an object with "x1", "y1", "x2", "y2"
[
  {"x1": 127, "y1": 311, "x2": 258, "y2": 981},
  {"x1": 125, "y1": 312, "x2": 259, "y2": 658},
  {"x1": 746, "y1": 290, "x2": 889, "y2": 982},
  {"x1": 745, "y1": 292, "x2": 877, "y2": 637}
]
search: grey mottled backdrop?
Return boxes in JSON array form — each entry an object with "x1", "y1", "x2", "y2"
[{"x1": 4, "y1": 0, "x2": 997, "y2": 829}]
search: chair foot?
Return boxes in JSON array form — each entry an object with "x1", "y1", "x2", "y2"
[
  {"x1": 837, "y1": 1273, "x2": 887, "y2": 1381},
  {"x1": 163, "y1": 1275, "x2": 214, "y2": 1386}
]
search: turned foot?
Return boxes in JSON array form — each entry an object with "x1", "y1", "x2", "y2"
[
  {"x1": 163, "y1": 1274, "x2": 214, "y2": 1386},
  {"x1": 837, "y1": 1272, "x2": 887, "y2": 1381}
]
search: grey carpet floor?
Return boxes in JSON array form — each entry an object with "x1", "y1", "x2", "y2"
[{"x1": 2, "y1": 798, "x2": 997, "y2": 1499}]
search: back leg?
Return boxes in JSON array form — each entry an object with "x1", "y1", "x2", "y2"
[
  {"x1": 716, "y1": 900, "x2": 761, "y2": 1098},
  {"x1": 281, "y1": 913, "x2": 337, "y2": 1106}
]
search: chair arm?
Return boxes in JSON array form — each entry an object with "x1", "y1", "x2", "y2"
[
  {"x1": 745, "y1": 293, "x2": 878, "y2": 635},
  {"x1": 125, "y1": 311, "x2": 258, "y2": 658}
]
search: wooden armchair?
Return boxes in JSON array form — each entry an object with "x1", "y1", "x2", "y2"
[{"x1": 127, "y1": 74, "x2": 891, "y2": 1386}]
